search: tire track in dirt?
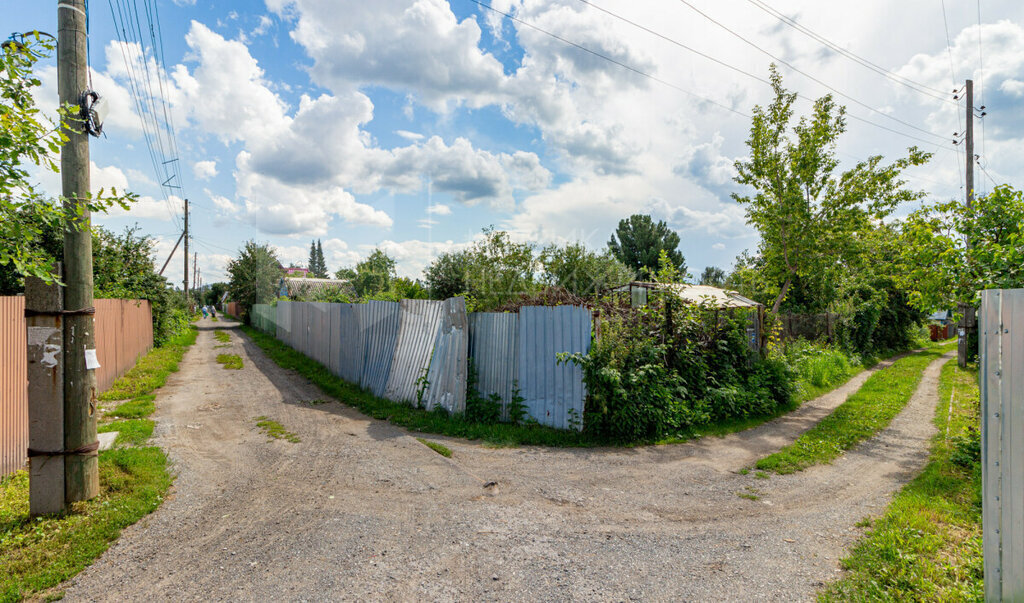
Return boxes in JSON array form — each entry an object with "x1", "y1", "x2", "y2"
[{"x1": 61, "y1": 322, "x2": 953, "y2": 602}]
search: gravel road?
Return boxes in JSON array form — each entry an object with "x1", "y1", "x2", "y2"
[{"x1": 62, "y1": 319, "x2": 954, "y2": 602}]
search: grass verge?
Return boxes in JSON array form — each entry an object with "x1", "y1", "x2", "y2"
[
  {"x1": 241, "y1": 325, "x2": 594, "y2": 447},
  {"x1": 100, "y1": 327, "x2": 198, "y2": 401},
  {"x1": 255, "y1": 416, "x2": 301, "y2": 443},
  {"x1": 216, "y1": 354, "x2": 243, "y2": 370},
  {"x1": 820, "y1": 361, "x2": 982, "y2": 601},
  {"x1": 756, "y1": 342, "x2": 956, "y2": 474},
  {"x1": 0, "y1": 326, "x2": 196, "y2": 601},
  {"x1": 416, "y1": 438, "x2": 452, "y2": 458}
]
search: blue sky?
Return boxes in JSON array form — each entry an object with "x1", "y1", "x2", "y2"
[{"x1": 10, "y1": 0, "x2": 1024, "y2": 286}]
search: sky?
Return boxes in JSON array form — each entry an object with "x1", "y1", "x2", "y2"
[{"x1": 8, "y1": 0, "x2": 1024, "y2": 287}]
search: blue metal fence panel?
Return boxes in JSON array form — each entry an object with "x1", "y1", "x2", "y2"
[
  {"x1": 358, "y1": 300, "x2": 400, "y2": 397},
  {"x1": 425, "y1": 297, "x2": 469, "y2": 413},
  {"x1": 468, "y1": 312, "x2": 519, "y2": 420},
  {"x1": 518, "y1": 305, "x2": 591, "y2": 430},
  {"x1": 337, "y1": 303, "x2": 364, "y2": 384},
  {"x1": 385, "y1": 299, "x2": 446, "y2": 405}
]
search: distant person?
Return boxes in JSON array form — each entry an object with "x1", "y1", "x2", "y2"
[
  {"x1": 201, "y1": 305, "x2": 208, "y2": 319},
  {"x1": 210, "y1": 306, "x2": 217, "y2": 319}
]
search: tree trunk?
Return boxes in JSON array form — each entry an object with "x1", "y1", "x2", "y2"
[{"x1": 770, "y1": 276, "x2": 792, "y2": 315}]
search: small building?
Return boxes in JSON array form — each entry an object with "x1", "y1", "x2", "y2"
[
  {"x1": 927, "y1": 309, "x2": 956, "y2": 341},
  {"x1": 280, "y1": 277, "x2": 354, "y2": 300},
  {"x1": 283, "y1": 266, "x2": 311, "y2": 277}
]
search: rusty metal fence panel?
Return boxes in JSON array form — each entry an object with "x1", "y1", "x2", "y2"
[
  {"x1": 980, "y1": 289, "x2": 1024, "y2": 601},
  {"x1": 468, "y1": 312, "x2": 519, "y2": 420},
  {"x1": 518, "y1": 306, "x2": 591, "y2": 430},
  {"x1": 424, "y1": 298, "x2": 468, "y2": 413},
  {"x1": 2, "y1": 297, "x2": 153, "y2": 477},
  {"x1": 0, "y1": 297, "x2": 27, "y2": 477}
]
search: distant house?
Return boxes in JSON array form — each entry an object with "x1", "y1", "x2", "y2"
[
  {"x1": 280, "y1": 277, "x2": 354, "y2": 300},
  {"x1": 283, "y1": 266, "x2": 310, "y2": 277}
]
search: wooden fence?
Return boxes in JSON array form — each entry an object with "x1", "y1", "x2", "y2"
[
  {"x1": 779, "y1": 312, "x2": 837, "y2": 342},
  {"x1": 1, "y1": 297, "x2": 153, "y2": 476}
]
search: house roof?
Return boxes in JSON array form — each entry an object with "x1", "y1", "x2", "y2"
[
  {"x1": 612, "y1": 281, "x2": 762, "y2": 309},
  {"x1": 282, "y1": 277, "x2": 352, "y2": 297}
]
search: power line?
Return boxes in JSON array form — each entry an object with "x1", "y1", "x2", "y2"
[
  {"x1": 976, "y1": 0, "x2": 986, "y2": 193},
  {"x1": 745, "y1": 0, "x2": 955, "y2": 104},
  {"x1": 940, "y1": 0, "x2": 964, "y2": 191},
  {"x1": 566, "y1": 0, "x2": 952, "y2": 150},
  {"x1": 671, "y1": 0, "x2": 948, "y2": 144},
  {"x1": 466, "y1": 0, "x2": 749, "y2": 118}
]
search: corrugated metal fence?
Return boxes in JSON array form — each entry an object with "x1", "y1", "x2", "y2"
[
  {"x1": 980, "y1": 288, "x2": 1024, "y2": 601},
  {"x1": 252, "y1": 301, "x2": 591, "y2": 430},
  {"x1": 1, "y1": 297, "x2": 153, "y2": 477}
]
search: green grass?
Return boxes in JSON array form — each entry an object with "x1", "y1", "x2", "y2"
[
  {"x1": 756, "y1": 343, "x2": 956, "y2": 474},
  {"x1": 240, "y1": 325, "x2": 595, "y2": 447},
  {"x1": 0, "y1": 323, "x2": 197, "y2": 601},
  {"x1": 107, "y1": 394, "x2": 155, "y2": 419},
  {"x1": 0, "y1": 448, "x2": 172, "y2": 602},
  {"x1": 213, "y1": 330, "x2": 230, "y2": 343},
  {"x1": 98, "y1": 419, "x2": 155, "y2": 447},
  {"x1": 255, "y1": 416, "x2": 301, "y2": 443},
  {"x1": 99, "y1": 327, "x2": 198, "y2": 401},
  {"x1": 416, "y1": 438, "x2": 452, "y2": 458},
  {"x1": 216, "y1": 353, "x2": 243, "y2": 370},
  {"x1": 820, "y1": 361, "x2": 983, "y2": 601}
]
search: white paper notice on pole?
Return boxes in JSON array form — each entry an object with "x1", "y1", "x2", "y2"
[{"x1": 84, "y1": 347, "x2": 101, "y2": 370}]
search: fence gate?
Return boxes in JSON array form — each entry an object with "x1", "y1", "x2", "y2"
[{"x1": 980, "y1": 288, "x2": 1024, "y2": 601}]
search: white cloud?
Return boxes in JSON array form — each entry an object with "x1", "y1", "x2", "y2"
[
  {"x1": 252, "y1": 15, "x2": 273, "y2": 37},
  {"x1": 396, "y1": 129, "x2": 424, "y2": 141},
  {"x1": 370, "y1": 238, "x2": 474, "y2": 279},
  {"x1": 426, "y1": 203, "x2": 451, "y2": 215},
  {"x1": 712, "y1": 243, "x2": 726, "y2": 250},
  {"x1": 193, "y1": 160, "x2": 219, "y2": 180}
]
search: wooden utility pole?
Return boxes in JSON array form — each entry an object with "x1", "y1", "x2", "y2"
[
  {"x1": 26, "y1": 273, "x2": 65, "y2": 514},
  {"x1": 193, "y1": 253, "x2": 198, "y2": 304},
  {"x1": 183, "y1": 198, "x2": 189, "y2": 303},
  {"x1": 965, "y1": 79, "x2": 975, "y2": 209},
  {"x1": 58, "y1": 0, "x2": 100, "y2": 502}
]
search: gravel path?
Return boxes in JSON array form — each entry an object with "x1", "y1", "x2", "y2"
[{"x1": 62, "y1": 320, "x2": 953, "y2": 601}]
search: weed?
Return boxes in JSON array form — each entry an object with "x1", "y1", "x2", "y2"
[
  {"x1": 214, "y1": 330, "x2": 230, "y2": 343},
  {"x1": 416, "y1": 438, "x2": 452, "y2": 458},
  {"x1": 255, "y1": 416, "x2": 300, "y2": 443},
  {"x1": 300, "y1": 398, "x2": 330, "y2": 406},
  {"x1": 756, "y1": 343, "x2": 956, "y2": 474},
  {"x1": 737, "y1": 487, "x2": 761, "y2": 501},
  {"x1": 216, "y1": 354, "x2": 243, "y2": 370},
  {"x1": 415, "y1": 368, "x2": 430, "y2": 409},
  {"x1": 738, "y1": 468, "x2": 750, "y2": 475},
  {"x1": 754, "y1": 471, "x2": 769, "y2": 480},
  {"x1": 108, "y1": 394, "x2": 155, "y2": 419},
  {"x1": 98, "y1": 419, "x2": 155, "y2": 447}
]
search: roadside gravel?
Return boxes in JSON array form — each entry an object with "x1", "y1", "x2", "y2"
[{"x1": 61, "y1": 320, "x2": 953, "y2": 602}]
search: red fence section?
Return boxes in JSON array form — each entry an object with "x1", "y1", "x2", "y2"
[
  {"x1": 225, "y1": 302, "x2": 241, "y2": 319},
  {"x1": 0, "y1": 297, "x2": 153, "y2": 476}
]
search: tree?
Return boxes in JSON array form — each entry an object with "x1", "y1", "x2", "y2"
[
  {"x1": 898, "y1": 184, "x2": 1024, "y2": 311},
  {"x1": 699, "y1": 266, "x2": 726, "y2": 287},
  {"x1": 0, "y1": 33, "x2": 132, "y2": 283},
  {"x1": 227, "y1": 241, "x2": 280, "y2": 322},
  {"x1": 608, "y1": 214, "x2": 686, "y2": 278},
  {"x1": 352, "y1": 248, "x2": 396, "y2": 298},
  {"x1": 423, "y1": 228, "x2": 539, "y2": 308},
  {"x1": 315, "y1": 240, "x2": 327, "y2": 278},
  {"x1": 539, "y1": 242, "x2": 634, "y2": 296},
  {"x1": 732, "y1": 65, "x2": 929, "y2": 314},
  {"x1": 204, "y1": 282, "x2": 228, "y2": 307}
]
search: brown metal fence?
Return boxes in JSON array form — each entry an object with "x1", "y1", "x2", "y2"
[
  {"x1": 1, "y1": 297, "x2": 153, "y2": 476},
  {"x1": 225, "y1": 302, "x2": 241, "y2": 319}
]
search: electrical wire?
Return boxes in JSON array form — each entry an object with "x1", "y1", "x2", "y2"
[
  {"x1": 744, "y1": 0, "x2": 955, "y2": 104},
  {"x1": 976, "y1": 0, "x2": 986, "y2": 194},
  {"x1": 671, "y1": 0, "x2": 948, "y2": 144},
  {"x1": 940, "y1": 0, "x2": 964, "y2": 192}
]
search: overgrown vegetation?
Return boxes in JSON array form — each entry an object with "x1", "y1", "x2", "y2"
[
  {"x1": 0, "y1": 316, "x2": 195, "y2": 601},
  {"x1": 756, "y1": 342, "x2": 955, "y2": 474},
  {"x1": 821, "y1": 361, "x2": 982, "y2": 601},
  {"x1": 416, "y1": 438, "x2": 452, "y2": 458},
  {"x1": 214, "y1": 330, "x2": 230, "y2": 343},
  {"x1": 254, "y1": 416, "x2": 301, "y2": 443},
  {"x1": 216, "y1": 354, "x2": 243, "y2": 370}
]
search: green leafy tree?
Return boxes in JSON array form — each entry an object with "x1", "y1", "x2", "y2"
[
  {"x1": 898, "y1": 184, "x2": 1024, "y2": 310},
  {"x1": 699, "y1": 266, "x2": 726, "y2": 287},
  {"x1": 423, "y1": 228, "x2": 538, "y2": 308},
  {"x1": 608, "y1": 214, "x2": 686, "y2": 278},
  {"x1": 352, "y1": 248, "x2": 396, "y2": 298},
  {"x1": 0, "y1": 33, "x2": 133, "y2": 284},
  {"x1": 732, "y1": 65, "x2": 929, "y2": 314},
  {"x1": 334, "y1": 266, "x2": 356, "y2": 281},
  {"x1": 227, "y1": 241, "x2": 281, "y2": 322},
  {"x1": 204, "y1": 282, "x2": 228, "y2": 307},
  {"x1": 539, "y1": 242, "x2": 634, "y2": 296}
]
